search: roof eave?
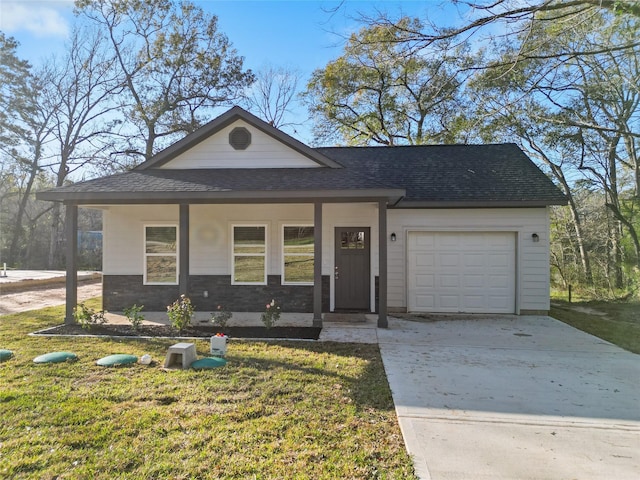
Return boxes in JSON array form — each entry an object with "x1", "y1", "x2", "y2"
[
  {"x1": 36, "y1": 188, "x2": 406, "y2": 205},
  {"x1": 393, "y1": 199, "x2": 568, "y2": 208}
]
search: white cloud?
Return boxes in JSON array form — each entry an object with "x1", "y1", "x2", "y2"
[{"x1": 0, "y1": 1, "x2": 71, "y2": 38}]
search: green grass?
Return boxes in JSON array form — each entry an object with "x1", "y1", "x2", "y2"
[
  {"x1": 550, "y1": 300, "x2": 640, "y2": 354},
  {"x1": 0, "y1": 300, "x2": 416, "y2": 479}
]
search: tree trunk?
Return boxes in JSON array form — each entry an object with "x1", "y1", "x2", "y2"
[
  {"x1": 560, "y1": 180, "x2": 593, "y2": 285},
  {"x1": 48, "y1": 203, "x2": 64, "y2": 268},
  {"x1": 8, "y1": 150, "x2": 40, "y2": 267}
]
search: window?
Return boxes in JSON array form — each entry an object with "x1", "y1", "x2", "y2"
[
  {"x1": 340, "y1": 230, "x2": 366, "y2": 249},
  {"x1": 233, "y1": 225, "x2": 267, "y2": 284},
  {"x1": 145, "y1": 225, "x2": 178, "y2": 284},
  {"x1": 283, "y1": 226, "x2": 314, "y2": 284}
]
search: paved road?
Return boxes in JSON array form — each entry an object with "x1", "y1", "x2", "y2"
[{"x1": 379, "y1": 315, "x2": 640, "y2": 480}]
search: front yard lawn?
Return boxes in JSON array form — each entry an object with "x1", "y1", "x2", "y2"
[
  {"x1": 0, "y1": 302, "x2": 416, "y2": 479},
  {"x1": 550, "y1": 300, "x2": 640, "y2": 354}
]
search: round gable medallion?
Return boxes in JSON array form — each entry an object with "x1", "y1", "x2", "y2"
[{"x1": 229, "y1": 127, "x2": 251, "y2": 150}]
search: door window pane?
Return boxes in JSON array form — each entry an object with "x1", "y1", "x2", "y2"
[{"x1": 341, "y1": 231, "x2": 365, "y2": 249}]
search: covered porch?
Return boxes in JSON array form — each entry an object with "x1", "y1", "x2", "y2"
[{"x1": 62, "y1": 196, "x2": 396, "y2": 329}]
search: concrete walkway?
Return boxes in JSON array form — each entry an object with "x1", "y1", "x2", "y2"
[{"x1": 377, "y1": 315, "x2": 640, "y2": 480}]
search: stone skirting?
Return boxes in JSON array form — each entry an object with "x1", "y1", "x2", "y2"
[{"x1": 103, "y1": 275, "x2": 331, "y2": 312}]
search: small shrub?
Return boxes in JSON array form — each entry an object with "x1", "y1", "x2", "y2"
[
  {"x1": 73, "y1": 303, "x2": 106, "y2": 330},
  {"x1": 261, "y1": 299, "x2": 281, "y2": 329},
  {"x1": 211, "y1": 305, "x2": 232, "y2": 330},
  {"x1": 123, "y1": 304, "x2": 145, "y2": 332},
  {"x1": 167, "y1": 295, "x2": 194, "y2": 332}
]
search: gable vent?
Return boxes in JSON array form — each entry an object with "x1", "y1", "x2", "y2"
[{"x1": 229, "y1": 127, "x2": 251, "y2": 150}]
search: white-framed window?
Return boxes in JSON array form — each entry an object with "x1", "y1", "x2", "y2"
[
  {"x1": 232, "y1": 225, "x2": 267, "y2": 284},
  {"x1": 144, "y1": 225, "x2": 178, "y2": 285},
  {"x1": 282, "y1": 225, "x2": 314, "y2": 285}
]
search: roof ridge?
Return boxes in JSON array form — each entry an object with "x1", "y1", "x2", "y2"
[{"x1": 315, "y1": 143, "x2": 518, "y2": 150}]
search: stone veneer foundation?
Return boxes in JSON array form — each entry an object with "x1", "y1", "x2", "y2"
[{"x1": 103, "y1": 275, "x2": 331, "y2": 312}]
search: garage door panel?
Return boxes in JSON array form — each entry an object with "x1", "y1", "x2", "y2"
[
  {"x1": 487, "y1": 296, "x2": 511, "y2": 309},
  {"x1": 415, "y1": 294, "x2": 435, "y2": 309},
  {"x1": 439, "y1": 295, "x2": 460, "y2": 309},
  {"x1": 489, "y1": 253, "x2": 510, "y2": 267},
  {"x1": 439, "y1": 253, "x2": 459, "y2": 267},
  {"x1": 408, "y1": 232, "x2": 516, "y2": 314},
  {"x1": 414, "y1": 234, "x2": 435, "y2": 248},
  {"x1": 438, "y1": 234, "x2": 462, "y2": 248},
  {"x1": 439, "y1": 274, "x2": 460, "y2": 288},
  {"x1": 415, "y1": 274, "x2": 434, "y2": 288},
  {"x1": 463, "y1": 253, "x2": 486, "y2": 267},
  {"x1": 464, "y1": 274, "x2": 485, "y2": 288},
  {"x1": 463, "y1": 295, "x2": 485, "y2": 309},
  {"x1": 488, "y1": 274, "x2": 509, "y2": 288},
  {"x1": 415, "y1": 253, "x2": 434, "y2": 267}
]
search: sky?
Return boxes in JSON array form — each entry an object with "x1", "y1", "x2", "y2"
[{"x1": 0, "y1": 0, "x2": 459, "y2": 142}]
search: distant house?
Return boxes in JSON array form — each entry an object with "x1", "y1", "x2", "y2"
[{"x1": 38, "y1": 106, "x2": 566, "y2": 326}]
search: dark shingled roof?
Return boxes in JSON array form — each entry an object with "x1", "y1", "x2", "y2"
[
  {"x1": 37, "y1": 143, "x2": 566, "y2": 206},
  {"x1": 36, "y1": 106, "x2": 565, "y2": 207},
  {"x1": 317, "y1": 143, "x2": 567, "y2": 206}
]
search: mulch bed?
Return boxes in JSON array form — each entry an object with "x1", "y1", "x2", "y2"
[{"x1": 37, "y1": 323, "x2": 322, "y2": 340}]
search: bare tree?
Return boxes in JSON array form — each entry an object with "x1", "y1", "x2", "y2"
[
  {"x1": 76, "y1": 0, "x2": 254, "y2": 163},
  {"x1": 43, "y1": 26, "x2": 124, "y2": 267},
  {"x1": 367, "y1": 1, "x2": 639, "y2": 68},
  {"x1": 242, "y1": 64, "x2": 302, "y2": 130},
  {"x1": 465, "y1": 4, "x2": 639, "y2": 291}
]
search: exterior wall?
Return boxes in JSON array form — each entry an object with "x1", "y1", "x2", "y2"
[
  {"x1": 387, "y1": 207, "x2": 551, "y2": 313},
  {"x1": 102, "y1": 205, "x2": 179, "y2": 275},
  {"x1": 102, "y1": 203, "x2": 550, "y2": 314},
  {"x1": 190, "y1": 203, "x2": 315, "y2": 276},
  {"x1": 103, "y1": 203, "x2": 381, "y2": 312},
  {"x1": 160, "y1": 120, "x2": 321, "y2": 169}
]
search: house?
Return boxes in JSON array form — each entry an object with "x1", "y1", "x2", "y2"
[{"x1": 37, "y1": 106, "x2": 567, "y2": 326}]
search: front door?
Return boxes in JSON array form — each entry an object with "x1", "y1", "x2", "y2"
[{"x1": 334, "y1": 227, "x2": 370, "y2": 311}]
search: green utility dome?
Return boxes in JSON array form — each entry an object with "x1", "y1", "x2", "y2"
[
  {"x1": 190, "y1": 357, "x2": 227, "y2": 369},
  {"x1": 33, "y1": 352, "x2": 78, "y2": 364},
  {"x1": 0, "y1": 349, "x2": 14, "y2": 362},
  {"x1": 96, "y1": 354, "x2": 138, "y2": 367}
]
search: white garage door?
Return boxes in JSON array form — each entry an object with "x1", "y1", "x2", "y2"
[{"x1": 407, "y1": 232, "x2": 516, "y2": 313}]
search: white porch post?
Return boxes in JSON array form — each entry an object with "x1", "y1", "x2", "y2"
[
  {"x1": 378, "y1": 199, "x2": 388, "y2": 328},
  {"x1": 179, "y1": 203, "x2": 189, "y2": 295},
  {"x1": 313, "y1": 201, "x2": 323, "y2": 327},
  {"x1": 65, "y1": 203, "x2": 78, "y2": 324}
]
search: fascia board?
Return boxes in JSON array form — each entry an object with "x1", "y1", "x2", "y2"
[{"x1": 37, "y1": 188, "x2": 406, "y2": 205}]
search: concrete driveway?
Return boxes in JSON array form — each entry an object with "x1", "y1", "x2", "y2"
[{"x1": 378, "y1": 315, "x2": 640, "y2": 480}]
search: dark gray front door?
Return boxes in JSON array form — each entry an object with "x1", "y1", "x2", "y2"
[{"x1": 335, "y1": 227, "x2": 370, "y2": 310}]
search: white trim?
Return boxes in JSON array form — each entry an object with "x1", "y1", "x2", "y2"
[
  {"x1": 143, "y1": 223, "x2": 179, "y2": 285},
  {"x1": 231, "y1": 223, "x2": 268, "y2": 285},
  {"x1": 281, "y1": 224, "x2": 315, "y2": 285}
]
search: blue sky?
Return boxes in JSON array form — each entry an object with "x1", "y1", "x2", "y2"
[{"x1": 0, "y1": 0, "x2": 458, "y2": 142}]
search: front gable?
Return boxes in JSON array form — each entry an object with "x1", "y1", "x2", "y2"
[
  {"x1": 136, "y1": 106, "x2": 342, "y2": 171},
  {"x1": 159, "y1": 119, "x2": 323, "y2": 169}
]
